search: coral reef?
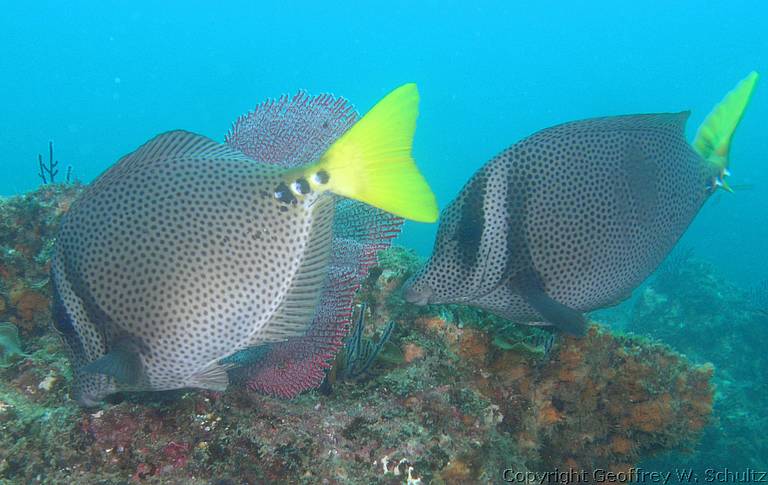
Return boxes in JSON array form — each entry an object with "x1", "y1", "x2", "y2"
[
  {"x1": 0, "y1": 187, "x2": 717, "y2": 483},
  {"x1": 0, "y1": 184, "x2": 81, "y2": 337},
  {"x1": 629, "y1": 256, "x2": 768, "y2": 471}
]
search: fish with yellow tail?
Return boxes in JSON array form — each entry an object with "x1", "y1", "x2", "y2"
[
  {"x1": 51, "y1": 84, "x2": 437, "y2": 406},
  {"x1": 403, "y1": 73, "x2": 758, "y2": 336}
]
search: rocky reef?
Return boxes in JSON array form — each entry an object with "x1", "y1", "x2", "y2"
[
  {"x1": 1, "y1": 186, "x2": 716, "y2": 484},
  {"x1": 629, "y1": 253, "x2": 768, "y2": 473}
]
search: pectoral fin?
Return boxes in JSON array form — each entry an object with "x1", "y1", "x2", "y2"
[
  {"x1": 517, "y1": 270, "x2": 587, "y2": 336},
  {"x1": 82, "y1": 347, "x2": 143, "y2": 385}
]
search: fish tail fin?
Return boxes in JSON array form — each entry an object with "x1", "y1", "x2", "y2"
[
  {"x1": 295, "y1": 83, "x2": 438, "y2": 223},
  {"x1": 693, "y1": 71, "x2": 759, "y2": 177}
]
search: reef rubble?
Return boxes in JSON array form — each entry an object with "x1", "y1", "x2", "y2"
[{"x1": 0, "y1": 186, "x2": 716, "y2": 484}]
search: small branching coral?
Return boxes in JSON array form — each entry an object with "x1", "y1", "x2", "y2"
[
  {"x1": 37, "y1": 141, "x2": 73, "y2": 185},
  {"x1": 322, "y1": 304, "x2": 398, "y2": 392},
  {"x1": 341, "y1": 304, "x2": 396, "y2": 380}
]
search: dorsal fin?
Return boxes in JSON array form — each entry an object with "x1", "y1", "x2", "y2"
[
  {"x1": 111, "y1": 130, "x2": 253, "y2": 174},
  {"x1": 545, "y1": 112, "x2": 691, "y2": 138},
  {"x1": 249, "y1": 197, "x2": 337, "y2": 345}
]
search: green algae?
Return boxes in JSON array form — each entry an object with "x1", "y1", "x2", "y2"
[{"x1": 0, "y1": 322, "x2": 26, "y2": 366}]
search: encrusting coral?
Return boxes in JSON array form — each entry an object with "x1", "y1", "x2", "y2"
[{"x1": 0, "y1": 186, "x2": 716, "y2": 483}]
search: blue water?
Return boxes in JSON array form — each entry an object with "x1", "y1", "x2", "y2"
[{"x1": 1, "y1": 0, "x2": 766, "y2": 285}]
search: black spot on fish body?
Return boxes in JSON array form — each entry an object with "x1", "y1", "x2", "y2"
[
  {"x1": 274, "y1": 182, "x2": 296, "y2": 204},
  {"x1": 293, "y1": 178, "x2": 311, "y2": 195},
  {"x1": 314, "y1": 170, "x2": 330, "y2": 185}
]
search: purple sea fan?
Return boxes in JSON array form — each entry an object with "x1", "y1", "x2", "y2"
[
  {"x1": 225, "y1": 91, "x2": 403, "y2": 398},
  {"x1": 226, "y1": 91, "x2": 357, "y2": 166}
]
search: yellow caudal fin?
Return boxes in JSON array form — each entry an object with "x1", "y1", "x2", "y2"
[
  {"x1": 295, "y1": 83, "x2": 438, "y2": 223},
  {"x1": 693, "y1": 71, "x2": 759, "y2": 172}
]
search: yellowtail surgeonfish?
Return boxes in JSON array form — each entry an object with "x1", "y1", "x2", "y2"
[
  {"x1": 403, "y1": 73, "x2": 759, "y2": 336},
  {"x1": 51, "y1": 84, "x2": 437, "y2": 406}
]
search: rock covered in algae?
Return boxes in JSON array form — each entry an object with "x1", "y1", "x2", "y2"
[
  {"x1": 629, "y1": 255, "x2": 768, "y2": 472},
  {"x1": 0, "y1": 186, "x2": 716, "y2": 483},
  {"x1": 0, "y1": 184, "x2": 81, "y2": 336}
]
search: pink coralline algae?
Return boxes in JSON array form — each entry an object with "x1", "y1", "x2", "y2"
[{"x1": 161, "y1": 441, "x2": 190, "y2": 470}]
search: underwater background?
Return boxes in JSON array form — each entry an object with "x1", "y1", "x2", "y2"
[
  {"x1": 1, "y1": 0, "x2": 766, "y2": 284},
  {"x1": 1, "y1": 1, "x2": 767, "y2": 483}
]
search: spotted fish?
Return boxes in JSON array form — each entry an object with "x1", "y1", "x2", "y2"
[
  {"x1": 52, "y1": 84, "x2": 437, "y2": 405},
  {"x1": 403, "y1": 73, "x2": 759, "y2": 336}
]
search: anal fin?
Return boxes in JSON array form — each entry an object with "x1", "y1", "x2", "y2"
[
  {"x1": 517, "y1": 270, "x2": 587, "y2": 337},
  {"x1": 250, "y1": 196, "x2": 336, "y2": 345}
]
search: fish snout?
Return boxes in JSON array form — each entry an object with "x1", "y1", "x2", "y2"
[{"x1": 402, "y1": 278, "x2": 434, "y2": 306}]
